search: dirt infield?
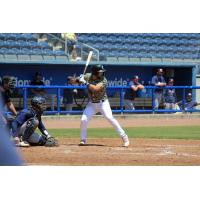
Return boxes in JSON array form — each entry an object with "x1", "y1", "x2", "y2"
[
  {"x1": 17, "y1": 114, "x2": 200, "y2": 166},
  {"x1": 42, "y1": 114, "x2": 200, "y2": 129},
  {"x1": 18, "y1": 138, "x2": 200, "y2": 166}
]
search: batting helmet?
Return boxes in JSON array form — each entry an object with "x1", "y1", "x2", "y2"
[
  {"x1": 31, "y1": 96, "x2": 46, "y2": 113},
  {"x1": 91, "y1": 65, "x2": 106, "y2": 76}
]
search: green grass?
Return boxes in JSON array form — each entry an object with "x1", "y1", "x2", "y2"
[{"x1": 48, "y1": 126, "x2": 200, "y2": 140}]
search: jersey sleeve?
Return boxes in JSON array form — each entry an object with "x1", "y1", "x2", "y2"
[
  {"x1": 15, "y1": 110, "x2": 29, "y2": 125},
  {"x1": 151, "y1": 76, "x2": 157, "y2": 85},
  {"x1": 83, "y1": 73, "x2": 91, "y2": 82}
]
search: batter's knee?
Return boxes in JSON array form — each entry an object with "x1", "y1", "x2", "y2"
[
  {"x1": 105, "y1": 116, "x2": 115, "y2": 122},
  {"x1": 81, "y1": 115, "x2": 89, "y2": 124}
]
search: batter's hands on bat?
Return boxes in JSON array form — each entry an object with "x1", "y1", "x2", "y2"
[{"x1": 79, "y1": 74, "x2": 87, "y2": 85}]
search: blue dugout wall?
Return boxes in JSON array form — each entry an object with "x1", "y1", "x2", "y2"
[
  {"x1": 0, "y1": 61, "x2": 197, "y2": 114},
  {"x1": 0, "y1": 62, "x2": 196, "y2": 89}
]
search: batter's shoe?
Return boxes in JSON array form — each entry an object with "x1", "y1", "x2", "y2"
[
  {"x1": 19, "y1": 141, "x2": 30, "y2": 147},
  {"x1": 122, "y1": 135, "x2": 129, "y2": 147},
  {"x1": 79, "y1": 140, "x2": 86, "y2": 146}
]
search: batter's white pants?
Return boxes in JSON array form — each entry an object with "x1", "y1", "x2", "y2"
[{"x1": 80, "y1": 99, "x2": 126, "y2": 141}]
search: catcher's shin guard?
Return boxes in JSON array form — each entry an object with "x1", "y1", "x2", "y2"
[
  {"x1": 38, "y1": 135, "x2": 47, "y2": 146},
  {"x1": 22, "y1": 118, "x2": 39, "y2": 141}
]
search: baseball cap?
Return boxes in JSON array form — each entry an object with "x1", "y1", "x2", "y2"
[
  {"x1": 133, "y1": 75, "x2": 139, "y2": 79},
  {"x1": 157, "y1": 68, "x2": 163, "y2": 73}
]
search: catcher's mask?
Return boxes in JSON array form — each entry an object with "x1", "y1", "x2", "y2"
[
  {"x1": 91, "y1": 65, "x2": 106, "y2": 78},
  {"x1": 2, "y1": 76, "x2": 16, "y2": 91},
  {"x1": 31, "y1": 96, "x2": 46, "y2": 113}
]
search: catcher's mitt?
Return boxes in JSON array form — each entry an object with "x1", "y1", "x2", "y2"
[{"x1": 45, "y1": 137, "x2": 59, "y2": 147}]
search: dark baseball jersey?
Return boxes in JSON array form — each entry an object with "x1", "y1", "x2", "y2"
[
  {"x1": 124, "y1": 81, "x2": 141, "y2": 100},
  {"x1": 11, "y1": 108, "x2": 46, "y2": 137},
  {"x1": 0, "y1": 85, "x2": 12, "y2": 106},
  {"x1": 84, "y1": 73, "x2": 107, "y2": 102}
]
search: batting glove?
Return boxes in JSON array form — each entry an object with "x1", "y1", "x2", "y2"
[{"x1": 79, "y1": 74, "x2": 87, "y2": 85}]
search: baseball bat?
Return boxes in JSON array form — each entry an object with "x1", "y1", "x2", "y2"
[{"x1": 83, "y1": 51, "x2": 93, "y2": 75}]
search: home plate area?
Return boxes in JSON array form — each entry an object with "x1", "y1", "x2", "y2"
[{"x1": 18, "y1": 138, "x2": 200, "y2": 166}]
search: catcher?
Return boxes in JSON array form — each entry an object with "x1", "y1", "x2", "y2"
[{"x1": 11, "y1": 96, "x2": 58, "y2": 147}]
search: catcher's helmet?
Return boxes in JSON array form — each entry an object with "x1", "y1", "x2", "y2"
[
  {"x1": 31, "y1": 96, "x2": 46, "y2": 112},
  {"x1": 91, "y1": 65, "x2": 106, "y2": 75}
]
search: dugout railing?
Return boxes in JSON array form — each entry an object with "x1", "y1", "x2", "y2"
[{"x1": 15, "y1": 85, "x2": 200, "y2": 114}]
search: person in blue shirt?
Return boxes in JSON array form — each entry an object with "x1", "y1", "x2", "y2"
[
  {"x1": 163, "y1": 78, "x2": 177, "y2": 110},
  {"x1": 11, "y1": 96, "x2": 57, "y2": 147},
  {"x1": 177, "y1": 92, "x2": 200, "y2": 111},
  {"x1": 151, "y1": 68, "x2": 166, "y2": 109}
]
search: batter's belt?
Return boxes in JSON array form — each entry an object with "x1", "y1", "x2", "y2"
[{"x1": 91, "y1": 99, "x2": 105, "y2": 103}]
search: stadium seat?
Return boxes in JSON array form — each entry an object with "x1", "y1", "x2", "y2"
[
  {"x1": 64, "y1": 33, "x2": 200, "y2": 60},
  {"x1": 27, "y1": 41, "x2": 40, "y2": 48},
  {"x1": 0, "y1": 47, "x2": 8, "y2": 54},
  {"x1": 19, "y1": 33, "x2": 36, "y2": 41},
  {"x1": 38, "y1": 41, "x2": 51, "y2": 49},
  {"x1": 19, "y1": 48, "x2": 32, "y2": 55},
  {"x1": 52, "y1": 50, "x2": 66, "y2": 56},
  {"x1": 116, "y1": 50, "x2": 128, "y2": 57},
  {"x1": 106, "y1": 51, "x2": 117, "y2": 57}
]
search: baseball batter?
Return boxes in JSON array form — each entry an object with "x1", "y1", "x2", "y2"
[{"x1": 77, "y1": 65, "x2": 129, "y2": 147}]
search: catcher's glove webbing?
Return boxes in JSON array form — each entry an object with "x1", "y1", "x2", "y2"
[{"x1": 45, "y1": 137, "x2": 59, "y2": 147}]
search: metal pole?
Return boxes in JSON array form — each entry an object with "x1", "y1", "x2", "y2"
[
  {"x1": 120, "y1": 88, "x2": 124, "y2": 114},
  {"x1": 182, "y1": 88, "x2": 186, "y2": 111},
  {"x1": 57, "y1": 88, "x2": 61, "y2": 115},
  {"x1": 23, "y1": 88, "x2": 27, "y2": 109},
  {"x1": 152, "y1": 88, "x2": 155, "y2": 113},
  {"x1": 81, "y1": 45, "x2": 83, "y2": 60},
  {"x1": 65, "y1": 38, "x2": 67, "y2": 54}
]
